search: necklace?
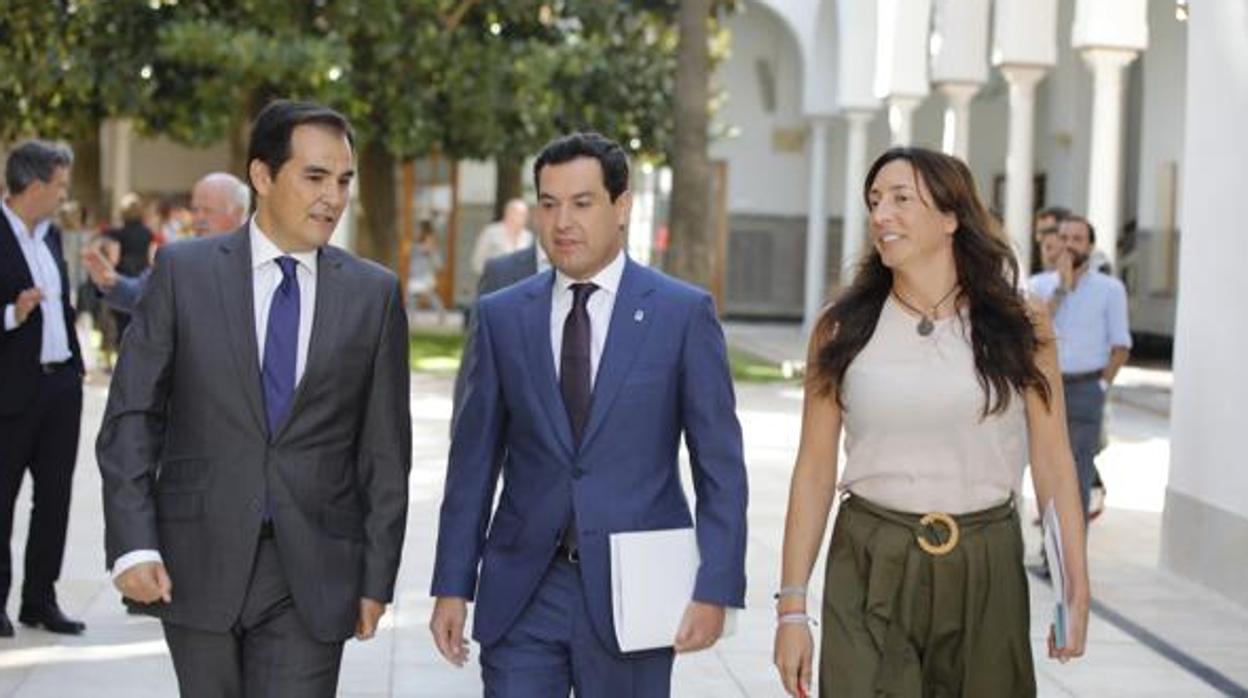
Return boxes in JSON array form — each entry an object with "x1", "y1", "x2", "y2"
[{"x1": 891, "y1": 284, "x2": 959, "y2": 336}]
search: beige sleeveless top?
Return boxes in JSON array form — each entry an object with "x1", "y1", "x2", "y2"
[{"x1": 838, "y1": 296, "x2": 1028, "y2": 514}]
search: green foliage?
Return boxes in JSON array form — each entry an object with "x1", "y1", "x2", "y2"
[
  {"x1": 0, "y1": 0, "x2": 159, "y2": 141},
  {"x1": 2, "y1": 0, "x2": 701, "y2": 163},
  {"x1": 408, "y1": 328, "x2": 464, "y2": 374}
]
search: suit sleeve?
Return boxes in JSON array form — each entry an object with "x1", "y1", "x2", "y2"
[
  {"x1": 101, "y1": 271, "x2": 149, "y2": 315},
  {"x1": 356, "y1": 278, "x2": 413, "y2": 603},
  {"x1": 95, "y1": 246, "x2": 177, "y2": 568},
  {"x1": 431, "y1": 297, "x2": 506, "y2": 600},
  {"x1": 680, "y1": 294, "x2": 749, "y2": 608}
]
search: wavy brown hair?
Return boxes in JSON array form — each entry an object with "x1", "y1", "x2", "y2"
[{"x1": 810, "y1": 147, "x2": 1051, "y2": 417}]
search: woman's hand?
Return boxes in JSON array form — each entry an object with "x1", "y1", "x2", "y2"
[
  {"x1": 774, "y1": 621, "x2": 814, "y2": 697},
  {"x1": 1048, "y1": 589, "x2": 1089, "y2": 662}
]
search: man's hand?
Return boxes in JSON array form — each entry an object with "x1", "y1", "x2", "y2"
[
  {"x1": 673, "y1": 601, "x2": 725, "y2": 653},
  {"x1": 429, "y1": 596, "x2": 470, "y2": 667},
  {"x1": 356, "y1": 598, "x2": 387, "y2": 640},
  {"x1": 1056, "y1": 250, "x2": 1075, "y2": 291},
  {"x1": 14, "y1": 287, "x2": 43, "y2": 325},
  {"x1": 114, "y1": 561, "x2": 172, "y2": 604},
  {"x1": 82, "y1": 246, "x2": 118, "y2": 291}
]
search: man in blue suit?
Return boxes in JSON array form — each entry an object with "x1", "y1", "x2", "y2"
[{"x1": 429, "y1": 132, "x2": 748, "y2": 696}]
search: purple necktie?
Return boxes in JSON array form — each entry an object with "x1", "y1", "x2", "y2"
[
  {"x1": 560, "y1": 282, "x2": 597, "y2": 552},
  {"x1": 561, "y1": 282, "x2": 598, "y2": 447},
  {"x1": 262, "y1": 256, "x2": 300, "y2": 437}
]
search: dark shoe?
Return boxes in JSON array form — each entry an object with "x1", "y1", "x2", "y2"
[
  {"x1": 0, "y1": 612, "x2": 13, "y2": 638},
  {"x1": 18, "y1": 604, "x2": 86, "y2": 635}
]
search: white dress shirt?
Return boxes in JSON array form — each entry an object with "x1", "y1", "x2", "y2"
[
  {"x1": 550, "y1": 250, "x2": 626, "y2": 387},
  {"x1": 112, "y1": 218, "x2": 319, "y2": 579},
  {"x1": 249, "y1": 217, "x2": 317, "y2": 385},
  {"x1": 2, "y1": 200, "x2": 73, "y2": 364}
]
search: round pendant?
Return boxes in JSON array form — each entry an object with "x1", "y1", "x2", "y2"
[{"x1": 917, "y1": 317, "x2": 935, "y2": 336}]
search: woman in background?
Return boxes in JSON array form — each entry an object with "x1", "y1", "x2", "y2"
[{"x1": 406, "y1": 220, "x2": 446, "y2": 325}]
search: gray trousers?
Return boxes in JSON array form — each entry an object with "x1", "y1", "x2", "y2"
[
  {"x1": 1063, "y1": 378, "x2": 1106, "y2": 518},
  {"x1": 162, "y1": 537, "x2": 345, "y2": 698}
]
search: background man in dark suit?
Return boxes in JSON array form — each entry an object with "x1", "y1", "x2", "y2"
[
  {"x1": 430, "y1": 132, "x2": 748, "y2": 696},
  {"x1": 0, "y1": 140, "x2": 86, "y2": 638},
  {"x1": 97, "y1": 100, "x2": 411, "y2": 696},
  {"x1": 451, "y1": 243, "x2": 544, "y2": 423}
]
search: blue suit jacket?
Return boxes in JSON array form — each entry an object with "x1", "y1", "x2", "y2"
[{"x1": 431, "y1": 257, "x2": 748, "y2": 651}]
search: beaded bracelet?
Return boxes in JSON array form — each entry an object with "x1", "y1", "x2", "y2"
[{"x1": 777, "y1": 612, "x2": 817, "y2": 626}]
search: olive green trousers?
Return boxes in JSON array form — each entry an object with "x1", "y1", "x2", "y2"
[{"x1": 819, "y1": 494, "x2": 1036, "y2": 698}]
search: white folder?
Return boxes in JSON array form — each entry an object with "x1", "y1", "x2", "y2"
[
  {"x1": 1042, "y1": 499, "x2": 1071, "y2": 649},
  {"x1": 609, "y1": 527, "x2": 736, "y2": 652}
]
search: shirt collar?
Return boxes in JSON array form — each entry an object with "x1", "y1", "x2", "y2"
[
  {"x1": 249, "y1": 216, "x2": 318, "y2": 274},
  {"x1": 555, "y1": 248, "x2": 626, "y2": 297},
  {"x1": 2, "y1": 199, "x2": 48, "y2": 242}
]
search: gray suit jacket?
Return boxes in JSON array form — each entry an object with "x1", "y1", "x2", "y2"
[
  {"x1": 451, "y1": 245, "x2": 539, "y2": 424},
  {"x1": 96, "y1": 228, "x2": 411, "y2": 642}
]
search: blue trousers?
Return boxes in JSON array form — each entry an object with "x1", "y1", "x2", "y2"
[
  {"x1": 1063, "y1": 378, "x2": 1106, "y2": 518},
  {"x1": 480, "y1": 557, "x2": 674, "y2": 697}
]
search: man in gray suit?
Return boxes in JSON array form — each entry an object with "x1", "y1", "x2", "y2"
[{"x1": 97, "y1": 100, "x2": 411, "y2": 697}]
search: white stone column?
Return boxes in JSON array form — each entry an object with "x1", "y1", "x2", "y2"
[
  {"x1": 840, "y1": 110, "x2": 874, "y2": 280},
  {"x1": 802, "y1": 117, "x2": 831, "y2": 335},
  {"x1": 1000, "y1": 66, "x2": 1047, "y2": 272},
  {"x1": 1082, "y1": 47, "x2": 1139, "y2": 267},
  {"x1": 938, "y1": 83, "x2": 979, "y2": 160},
  {"x1": 105, "y1": 118, "x2": 133, "y2": 225},
  {"x1": 887, "y1": 96, "x2": 921, "y2": 147},
  {"x1": 874, "y1": 0, "x2": 930, "y2": 148},
  {"x1": 931, "y1": 0, "x2": 990, "y2": 160},
  {"x1": 1163, "y1": 0, "x2": 1248, "y2": 609}
]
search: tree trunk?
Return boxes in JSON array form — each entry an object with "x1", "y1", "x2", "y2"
[
  {"x1": 356, "y1": 139, "x2": 400, "y2": 274},
  {"x1": 228, "y1": 117, "x2": 250, "y2": 178},
  {"x1": 70, "y1": 127, "x2": 105, "y2": 228},
  {"x1": 666, "y1": 0, "x2": 713, "y2": 290},
  {"x1": 493, "y1": 155, "x2": 524, "y2": 221}
]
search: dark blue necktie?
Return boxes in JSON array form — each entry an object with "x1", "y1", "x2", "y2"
[
  {"x1": 561, "y1": 282, "x2": 598, "y2": 447},
  {"x1": 262, "y1": 256, "x2": 300, "y2": 437}
]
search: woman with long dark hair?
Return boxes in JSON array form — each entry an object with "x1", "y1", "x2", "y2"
[{"x1": 773, "y1": 147, "x2": 1089, "y2": 697}]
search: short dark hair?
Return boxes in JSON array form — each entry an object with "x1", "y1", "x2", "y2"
[
  {"x1": 1063, "y1": 214, "x2": 1097, "y2": 244},
  {"x1": 247, "y1": 99, "x2": 354, "y2": 198},
  {"x1": 1036, "y1": 206, "x2": 1071, "y2": 224},
  {"x1": 5, "y1": 140, "x2": 74, "y2": 195},
  {"x1": 533, "y1": 132, "x2": 630, "y2": 202}
]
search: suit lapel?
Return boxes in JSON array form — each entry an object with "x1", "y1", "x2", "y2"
[
  {"x1": 273, "y1": 246, "x2": 346, "y2": 440},
  {"x1": 0, "y1": 214, "x2": 37, "y2": 290},
  {"x1": 520, "y1": 271, "x2": 576, "y2": 458},
  {"x1": 214, "y1": 228, "x2": 267, "y2": 436},
  {"x1": 579, "y1": 259, "x2": 656, "y2": 451}
]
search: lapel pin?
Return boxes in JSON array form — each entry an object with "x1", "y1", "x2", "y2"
[{"x1": 634, "y1": 309, "x2": 645, "y2": 323}]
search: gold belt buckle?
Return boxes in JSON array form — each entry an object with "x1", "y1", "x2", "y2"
[{"x1": 916, "y1": 512, "x2": 960, "y2": 556}]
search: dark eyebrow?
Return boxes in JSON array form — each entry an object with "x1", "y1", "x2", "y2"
[
  {"x1": 303, "y1": 165, "x2": 354, "y2": 179},
  {"x1": 539, "y1": 191, "x2": 595, "y2": 202}
]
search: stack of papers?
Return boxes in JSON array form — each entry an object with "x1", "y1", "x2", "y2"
[
  {"x1": 1042, "y1": 499, "x2": 1071, "y2": 649},
  {"x1": 611, "y1": 528, "x2": 699, "y2": 652}
]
